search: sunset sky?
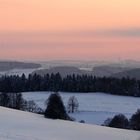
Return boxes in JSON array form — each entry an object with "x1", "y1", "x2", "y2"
[{"x1": 0, "y1": 0, "x2": 140, "y2": 61}]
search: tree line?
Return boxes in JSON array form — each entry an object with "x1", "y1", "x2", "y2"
[
  {"x1": 103, "y1": 110, "x2": 140, "y2": 131},
  {"x1": 0, "y1": 92, "x2": 43, "y2": 113},
  {"x1": 0, "y1": 73, "x2": 140, "y2": 97}
]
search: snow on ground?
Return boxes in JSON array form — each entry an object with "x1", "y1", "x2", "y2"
[
  {"x1": 23, "y1": 92, "x2": 140, "y2": 125},
  {"x1": 0, "y1": 106, "x2": 139, "y2": 140},
  {"x1": 70, "y1": 111, "x2": 131, "y2": 125}
]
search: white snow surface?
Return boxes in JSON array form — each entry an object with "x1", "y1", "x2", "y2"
[
  {"x1": 23, "y1": 92, "x2": 140, "y2": 125},
  {"x1": 0, "y1": 106, "x2": 139, "y2": 140}
]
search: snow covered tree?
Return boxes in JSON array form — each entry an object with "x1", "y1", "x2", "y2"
[
  {"x1": 67, "y1": 96, "x2": 79, "y2": 113},
  {"x1": 44, "y1": 92, "x2": 70, "y2": 120}
]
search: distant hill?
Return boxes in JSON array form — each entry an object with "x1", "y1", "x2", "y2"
[
  {"x1": 35, "y1": 60, "x2": 140, "y2": 77},
  {"x1": 111, "y1": 68, "x2": 140, "y2": 79},
  {"x1": 1, "y1": 60, "x2": 140, "y2": 78},
  {"x1": 32, "y1": 66, "x2": 91, "y2": 77},
  {"x1": 39, "y1": 60, "x2": 140, "y2": 70},
  {"x1": 32, "y1": 65, "x2": 130, "y2": 77},
  {"x1": 0, "y1": 61, "x2": 41, "y2": 71},
  {"x1": 92, "y1": 66, "x2": 130, "y2": 77},
  {"x1": 97, "y1": 60, "x2": 140, "y2": 69},
  {"x1": 91, "y1": 60, "x2": 140, "y2": 77}
]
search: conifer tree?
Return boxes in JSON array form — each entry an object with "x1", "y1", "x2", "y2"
[{"x1": 44, "y1": 92, "x2": 70, "y2": 120}]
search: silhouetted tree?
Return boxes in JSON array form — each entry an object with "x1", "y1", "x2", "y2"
[
  {"x1": 44, "y1": 92, "x2": 70, "y2": 120},
  {"x1": 14, "y1": 93, "x2": 25, "y2": 110},
  {"x1": 0, "y1": 93, "x2": 25, "y2": 110},
  {"x1": 130, "y1": 109, "x2": 140, "y2": 130},
  {"x1": 108, "y1": 114, "x2": 129, "y2": 129}
]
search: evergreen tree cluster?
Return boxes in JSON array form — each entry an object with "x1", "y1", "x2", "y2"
[
  {"x1": 0, "y1": 92, "x2": 43, "y2": 113},
  {"x1": 0, "y1": 92, "x2": 25, "y2": 110},
  {"x1": 103, "y1": 109, "x2": 140, "y2": 131},
  {"x1": 0, "y1": 73, "x2": 140, "y2": 97}
]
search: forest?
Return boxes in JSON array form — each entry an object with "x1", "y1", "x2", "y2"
[{"x1": 0, "y1": 73, "x2": 139, "y2": 97}]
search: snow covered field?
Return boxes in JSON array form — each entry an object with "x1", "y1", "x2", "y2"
[
  {"x1": 0, "y1": 107, "x2": 139, "y2": 140},
  {"x1": 23, "y1": 92, "x2": 140, "y2": 125}
]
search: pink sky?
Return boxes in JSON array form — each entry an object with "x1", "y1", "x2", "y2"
[
  {"x1": 0, "y1": 0, "x2": 140, "y2": 61},
  {"x1": 0, "y1": 33, "x2": 140, "y2": 61}
]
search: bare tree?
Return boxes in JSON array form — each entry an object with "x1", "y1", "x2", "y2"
[
  {"x1": 67, "y1": 96, "x2": 79, "y2": 113},
  {"x1": 26, "y1": 100, "x2": 38, "y2": 112},
  {"x1": 25, "y1": 100, "x2": 43, "y2": 113}
]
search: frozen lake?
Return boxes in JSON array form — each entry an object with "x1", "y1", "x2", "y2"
[{"x1": 22, "y1": 92, "x2": 140, "y2": 125}]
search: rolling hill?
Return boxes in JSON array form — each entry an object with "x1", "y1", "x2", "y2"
[
  {"x1": 111, "y1": 68, "x2": 140, "y2": 79},
  {"x1": 0, "y1": 61, "x2": 41, "y2": 71},
  {"x1": 32, "y1": 65, "x2": 130, "y2": 77},
  {"x1": 32, "y1": 66, "x2": 91, "y2": 77}
]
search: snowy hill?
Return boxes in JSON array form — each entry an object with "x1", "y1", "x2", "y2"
[{"x1": 0, "y1": 107, "x2": 139, "y2": 140}]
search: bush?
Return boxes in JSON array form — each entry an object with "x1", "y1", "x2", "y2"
[
  {"x1": 107, "y1": 114, "x2": 129, "y2": 129},
  {"x1": 130, "y1": 109, "x2": 140, "y2": 130},
  {"x1": 44, "y1": 92, "x2": 71, "y2": 120},
  {"x1": 79, "y1": 120, "x2": 85, "y2": 123}
]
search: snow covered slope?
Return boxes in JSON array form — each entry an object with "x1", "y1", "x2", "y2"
[{"x1": 0, "y1": 107, "x2": 139, "y2": 140}]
